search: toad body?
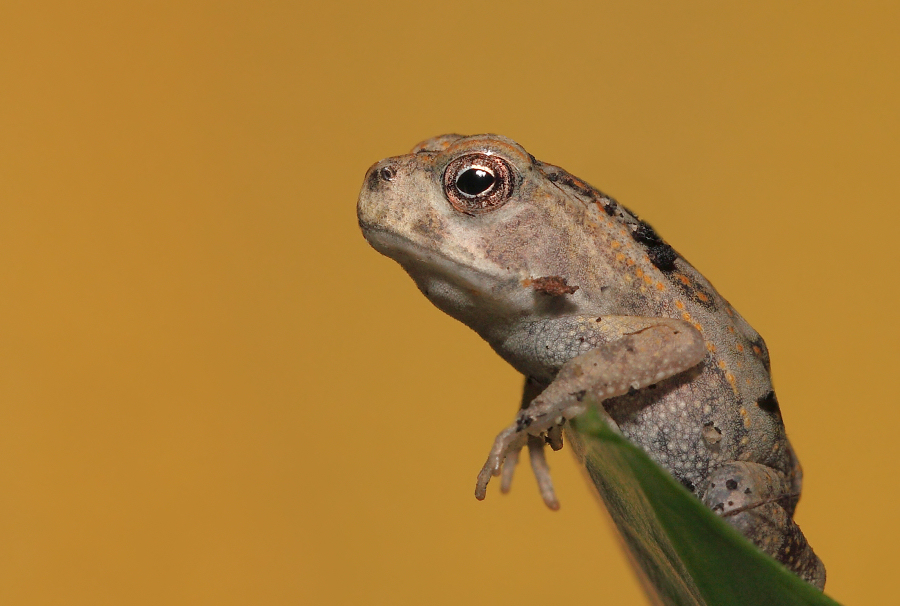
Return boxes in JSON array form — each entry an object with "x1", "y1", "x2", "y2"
[{"x1": 357, "y1": 134, "x2": 825, "y2": 589}]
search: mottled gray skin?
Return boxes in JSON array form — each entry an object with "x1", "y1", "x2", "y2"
[{"x1": 358, "y1": 134, "x2": 825, "y2": 588}]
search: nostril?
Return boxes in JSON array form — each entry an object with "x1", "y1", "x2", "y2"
[{"x1": 379, "y1": 165, "x2": 396, "y2": 182}]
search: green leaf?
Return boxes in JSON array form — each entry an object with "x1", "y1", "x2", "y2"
[{"x1": 568, "y1": 408, "x2": 841, "y2": 606}]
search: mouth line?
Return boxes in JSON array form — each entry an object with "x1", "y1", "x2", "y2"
[{"x1": 361, "y1": 225, "x2": 518, "y2": 295}]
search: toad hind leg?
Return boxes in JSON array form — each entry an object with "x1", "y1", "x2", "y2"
[
  {"x1": 475, "y1": 320, "x2": 706, "y2": 507},
  {"x1": 703, "y1": 461, "x2": 826, "y2": 589}
]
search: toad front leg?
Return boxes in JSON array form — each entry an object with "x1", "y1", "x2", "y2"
[{"x1": 476, "y1": 318, "x2": 706, "y2": 508}]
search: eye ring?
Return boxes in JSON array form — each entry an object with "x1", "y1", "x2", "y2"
[{"x1": 443, "y1": 153, "x2": 515, "y2": 215}]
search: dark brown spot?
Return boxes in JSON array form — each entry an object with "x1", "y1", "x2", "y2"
[
  {"x1": 630, "y1": 221, "x2": 678, "y2": 272},
  {"x1": 601, "y1": 197, "x2": 618, "y2": 216},
  {"x1": 630, "y1": 221, "x2": 664, "y2": 246},
  {"x1": 726, "y1": 479, "x2": 738, "y2": 490},
  {"x1": 757, "y1": 390, "x2": 781, "y2": 414},
  {"x1": 647, "y1": 245, "x2": 677, "y2": 271}
]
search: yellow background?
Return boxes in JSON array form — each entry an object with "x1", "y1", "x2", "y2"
[{"x1": 2, "y1": 2, "x2": 896, "y2": 604}]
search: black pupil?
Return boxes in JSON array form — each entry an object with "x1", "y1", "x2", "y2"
[{"x1": 456, "y1": 168, "x2": 495, "y2": 196}]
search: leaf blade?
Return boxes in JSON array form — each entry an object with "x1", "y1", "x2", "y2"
[{"x1": 569, "y1": 408, "x2": 841, "y2": 606}]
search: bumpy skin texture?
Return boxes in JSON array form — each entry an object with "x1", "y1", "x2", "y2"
[{"x1": 358, "y1": 134, "x2": 825, "y2": 589}]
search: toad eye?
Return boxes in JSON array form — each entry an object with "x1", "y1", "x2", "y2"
[
  {"x1": 456, "y1": 167, "x2": 495, "y2": 196},
  {"x1": 443, "y1": 153, "x2": 515, "y2": 215}
]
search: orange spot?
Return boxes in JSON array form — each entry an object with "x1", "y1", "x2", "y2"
[
  {"x1": 706, "y1": 342, "x2": 717, "y2": 353},
  {"x1": 718, "y1": 360, "x2": 727, "y2": 370},
  {"x1": 696, "y1": 292, "x2": 709, "y2": 302},
  {"x1": 677, "y1": 274, "x2": 691, "y2": 285},
  {"x1": 643, "y1": 274, "x2": 653, "y2": 284},
  {"x1": 728, "y1": 326, "x2": 735, "y2": 334},
  {"x1": 725, "y1": 307, "x2": 734, "y2": 317},
  {"x1": 726, "y1": 372, "x2": 738, "y2": 393},
  {"x1": 615, "y1": 252, "x2": 625, "y2": 262},
  {"x1": 675, "y1": 300, "x2": 685, "y2": 309},
  {"x1": 682, "y1": 312, "x2": 692, "y2": 322},
  {"x1": 736, "y1": 343, "x2": 744, "y2": 352},
  {"x1": 655, "y1": 282, "x2": 665, "y2": 291},
  {"x1": 626, "y1": 258, "x2": 634, "y2": 266},
  {"x1": 610, "y1": 241, "x2": 621, "y2": 249},
  {"x1": 693, "y1": 322, "x2": 703, "y2": 332},
  {"x1": 753, "y1": 346, "x2": 762, "y2": 356},
  {"x1": 635, "y1": 268, "x2": 644, "y2": 278}
]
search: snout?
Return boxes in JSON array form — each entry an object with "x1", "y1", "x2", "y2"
[{"x1": 357, "y1": 156, "x2": 403, "y2": 234}]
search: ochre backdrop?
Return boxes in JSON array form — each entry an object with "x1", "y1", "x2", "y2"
[{"x1": 2, "y1": 2, "x2": 896, "y2": 604}]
